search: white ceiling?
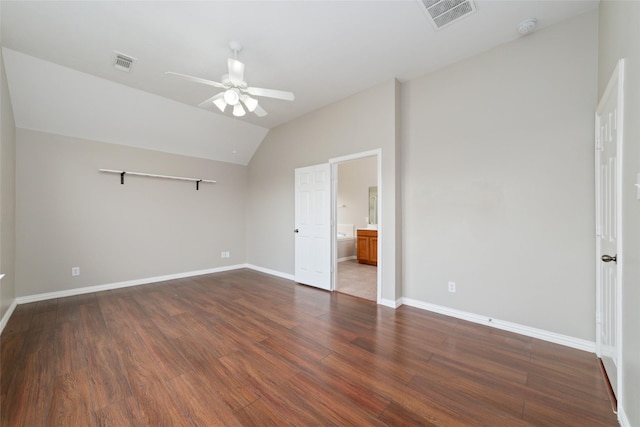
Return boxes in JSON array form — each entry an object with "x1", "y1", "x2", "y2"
[{"x1": 1, "y1": 0, "x2": 598, "y2": 164}]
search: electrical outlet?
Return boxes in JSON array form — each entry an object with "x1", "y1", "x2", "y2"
[
  {"x1": 72, "y1": 267, "x2": 80, "y2": 277},
  {"x1": 226, "y1": 251, "x2": 231, "y2": 258},
  {"x1": 221, "y1": 251, "x2": 226, "y2": 259},
  {"x1": 448, "y1": 281, "x2": 456, "y2": 293}
]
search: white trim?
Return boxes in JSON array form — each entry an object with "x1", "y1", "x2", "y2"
[
  {"x1": 337, "y1": 256, "x2": 357, "y2": 263},
  {"x1": 329, "y1": 149, "x2": 381, "y2": 164},
  {"x1": 329, "y1": 148, "x2": 383, "y2": 303},
  {"x1": 15, "y1": 265, "x2": 246, "y2": 304},
  {"x1": 618, "y1": 405, "x2": 630, "y2": 427},
  {"x1": 245, "y1": 264, "x2": 295, "y2": 281},
  {"x1": 379, "y1": 298, "x2": 402, "y2": 309},
  {"x1": 401, "y1": 298, "x2": 596, "y2": 353},
  {"x1": 0, "y1": 299, "x2": 18, "y2": 335}
]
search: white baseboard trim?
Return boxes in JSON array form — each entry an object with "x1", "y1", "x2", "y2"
[
  {"x1": 401, "y1": 297, "x2": 596, "y2": 353},
  {"x1": 618, "y1": 405, "x2": 629, "y2": 427},
  {"x1": 0, "y1": 299, "x2": 18, "y2": 335},
  {"x1": 15, "y1": 264, "x2": 247, "y2": 305},
  {"x1": 245, "y1": 264, "x2": 295, "y2": 281},
  {"x1": 379, "y1": 298, "x2": 402, "y2": 308},
  {"x1": 337, "y1": 256, "x2": 357, "y2": 263}
]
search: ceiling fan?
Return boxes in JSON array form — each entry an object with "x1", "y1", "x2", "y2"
[{"x1": 166, "y1": 42, "x2": 294, "y2": 118}]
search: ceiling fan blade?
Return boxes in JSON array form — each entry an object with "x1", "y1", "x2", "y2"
[
  {"x1": 228, "y1": 58, "x2": 245, "y2": 85},
  {"x1": 165, "y1": 72, "x2": 225, "y2": 89},
  {"x1": 245, "y1": 86, "x2": 295, "y2": 101},
  {"x1": 254, "y1": 104, "x2": 268, "y2": 117}
]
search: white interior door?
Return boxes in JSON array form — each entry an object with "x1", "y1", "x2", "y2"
[
  {"x1": 595, "y1": 59, "x2": 624, "y2": 400},
  {"x1": 294, "y1": 164, "x2": 331, "y2": 290}
]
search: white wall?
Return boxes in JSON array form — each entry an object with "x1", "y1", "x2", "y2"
[
  {"x1": 1, "y1": 44, "x2": 17, "y2": 320},
  {"x1": 15, "y1": 129, "x2": 247, "y2": 297},
  {"x1": 247, "y1": 80, "x2": 400, "y2": 303},
  {"x1": 598, "y1": 2, "x2": 640, "y2": 425},
  {"x1": 337, "y1": 156, "x2": 377, "y2": 230},
  {"x1": 401, "y1": 11, "x2": 598, "y2": 340}
]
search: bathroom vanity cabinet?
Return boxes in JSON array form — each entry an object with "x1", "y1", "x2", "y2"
[{"x1": 357, "y1": 229, "x2": 378, "y2": 266}]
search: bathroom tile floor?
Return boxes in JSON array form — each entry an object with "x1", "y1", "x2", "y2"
[{"x1": 336, "y1": 259, "x2": 377, "y2": 301}]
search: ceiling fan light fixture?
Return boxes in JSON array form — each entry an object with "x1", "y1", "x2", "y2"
[
  {"x1": 212, "y1": 96, "x2": 227, "y2": 112},
  {"x1": 233, "y1": 103, "x2": 246, "y2": 117},
  {"x1": 241, "y1": 95, "x2": 258, "y2": 112},
  {"x1": 224, "y1": 88, "x2": 240, "y2": 105}
]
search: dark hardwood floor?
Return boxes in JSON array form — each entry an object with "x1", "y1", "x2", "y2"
[{"x1": 1, "y1": 269, "x2": 617, "y2": 426}]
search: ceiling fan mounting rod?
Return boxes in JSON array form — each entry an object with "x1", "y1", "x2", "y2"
[{"x1": 229, "y1": 41, "x2": 242, "y2": 58}]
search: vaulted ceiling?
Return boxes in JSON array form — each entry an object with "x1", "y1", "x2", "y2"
[{"x1": 1, "y1": 1, "x2": 598, "y2": 164}]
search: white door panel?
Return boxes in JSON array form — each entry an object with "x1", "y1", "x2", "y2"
[
  {"x1": 295, "y1": 164, "x2": 331, "y2": 290},
  {"x1": 595, "y1": 59, "x2": 624, "y2": 401}
]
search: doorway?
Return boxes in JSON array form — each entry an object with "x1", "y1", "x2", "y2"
[{"x1": 330, "y1": 150, "x2": 381, "y2": 302}]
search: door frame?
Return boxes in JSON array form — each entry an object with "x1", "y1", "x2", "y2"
[
  {"x1": 329, "y1": 149, "x2": 382, "y2": 302},
  {"x1": 595, "y1": 58, "x2": 624, "y2": 404}
]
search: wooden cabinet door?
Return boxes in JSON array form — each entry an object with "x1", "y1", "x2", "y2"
[
  {"x1": 357, "y1": 230, "x2": 377, "y2": 266},
  {"x1": 370, "y1": 237, "x2": 378, "y2": 265},
  {"x1": 357, "y1": 235, "x2": 370, "y2": 262}
]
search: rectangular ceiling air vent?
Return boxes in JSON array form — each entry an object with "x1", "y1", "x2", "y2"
[
  {"x1": 419, "y1": 0, "x2": 476, "y2": 30},
  {"x1": 113, "y1": 52, "x2": 136, "y2": 72}
]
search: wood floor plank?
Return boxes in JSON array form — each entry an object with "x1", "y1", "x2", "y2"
[
  {"x1": 233, "y1": 398, "x2": 290, "y2": 426},
  {"x1": 48, "y1": 368, "x2": 95, "y2": 426},
  {"x1": 4, "y1": 346, "x2": 56, "y2": 426},
  {"x1": 94, "y1": 397, "x2": 146, "y2": 427},
  {"x1": 522, "y1": 399, "x2": 617, "y2": 427},
  {"x1": 0, "y1": 269, "x2": 618, "y2": 426},
  {"x1": 168, "y1": 373, "x2": 242, "y2": 426},
  {"x1": 378, "y1": 401, "x2": 440, "y2": 427},
  {"x1": 407, "y1": 373, "x2": 529, "y2": 426},
  {"x1": 171, "y1": 312, "x2": 240, "y2": 357},
  {"x1": 421, "y1": 354, "x2": 527, "y2": 412},
  {"x1": 321, "y1": 351, "x2": 482, "y2": 426},
  {"x1": 2, "y1": 304, "x2": 34, "y2": 335},
  {"x1": 285, "y1": 370, "x2": 389, "y2": 426},
  {"x1": 80, "y1": 303, "x2": 109, "y2": 340},
  {"x1": 54, "y1": 319, "x2": 88, "y2": 376},
  {"x1": 184, "y1": 348, "x2": 259, "y2": 412},
  {"x1": 87, "y1": 334, "x2": 133, "y2": 411},
  {"x1": 55, "y1": 295, "x2": 81, "y2": 325},
  {"x1": 115, "y1": 328, "x2": 191, "y2": 426},
  {"x1": 0, "y1": 330, "x2": 25, "y2": 398}
]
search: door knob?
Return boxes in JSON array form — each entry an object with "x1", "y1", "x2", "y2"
[{"x1": 601, "y1": 254, "x2": 617, "y2": 263}]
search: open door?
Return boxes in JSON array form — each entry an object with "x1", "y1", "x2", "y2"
[
  {"x1": 294, "y1": 163, "x2": 331, "y2": 290},
  {"x1": 595, "y1": 59, "x2": 624, "y2": 403}
]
